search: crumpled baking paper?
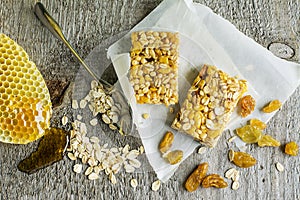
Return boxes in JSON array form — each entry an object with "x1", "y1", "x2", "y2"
[{"x1": 107, "y1": 0, "x2": 300, "y2": 182}]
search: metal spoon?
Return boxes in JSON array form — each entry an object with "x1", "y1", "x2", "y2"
[{"x1": 34, "y1": 2, "x2": 133, "y2": 135}]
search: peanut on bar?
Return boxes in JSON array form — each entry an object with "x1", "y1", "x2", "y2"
[
  {"x1": 130, "y1": 31, "x2": 179, "y2": 106},
  {"x1": 172, "y1": 65, "x2": 247, "y2": 147}
]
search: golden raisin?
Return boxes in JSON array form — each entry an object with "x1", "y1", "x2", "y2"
[
  {"x1": 239, "y1": 95, "x2": 256, "y2": 117},
  {"x1": 258, "y1": 135, "x2": 280, "y2": 147},
  {"x1": 284, "y1": 141, "x2": 299, "y2": 156},
  {"x1": 262, "y1": 100, "x2": 282, "y2": 113},
  {"x1": 201, "y1": 174, "x2": 228, "y2": 188},
  {"x1": 185, "y1": 162, "x2": 209, "y2": 192},
  {"x1": 236, "y1": 125, "x2": 262, "y2": 144},
  {"x1": 159, "y1": 131, "x2": 174, "y2": 154},
  {"x1": 229, "y1": 149, "x2": 257, "y2": 168},
  {"x1": 165, "y1": 150, "x2": 183, "y2": 165},
  {"x1": 249, "y1": 118, "x2": 267, "y2": 130}
]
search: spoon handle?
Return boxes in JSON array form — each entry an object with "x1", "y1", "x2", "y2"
[{"x1": 34, "y1": 2, "x2": 110, "y2": 88}]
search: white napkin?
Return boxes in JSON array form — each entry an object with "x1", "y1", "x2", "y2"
[{"x1": 107, "y1": 0, "x2": 300, "y2": 182}]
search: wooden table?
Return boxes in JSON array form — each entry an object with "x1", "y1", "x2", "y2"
[{"x1": 1, "y1": 0, "x2": 299, "y2": 199}]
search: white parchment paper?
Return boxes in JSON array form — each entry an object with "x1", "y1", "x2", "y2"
[{"x1": 107, "y1": 0, "x2": 300, "y2": 182}]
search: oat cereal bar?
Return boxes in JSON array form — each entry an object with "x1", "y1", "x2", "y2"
[
  {"x1": 172, "y1": 65, "x2": 247, "y2": 147},
  {"x1": 130, "y1": 31, "x2": 179, "y2": 106}
]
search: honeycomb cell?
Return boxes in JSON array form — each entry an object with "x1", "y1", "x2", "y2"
[
  {"x1": 5, "y1": 59, "x2": 11, "y2": 65},
  {"x1": 14, "y1": 77, "x2": 20, "y2": 83},
  {"x1": 0, "y1": 33, "x2": 52, "y2": 144},
  {"x1": 1, "y1": 76, "x2": 6, "y2": 82}
]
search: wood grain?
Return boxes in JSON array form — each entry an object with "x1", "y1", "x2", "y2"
[{"x1": 0, "y1": 0, "x2": 299, "y2": 199}]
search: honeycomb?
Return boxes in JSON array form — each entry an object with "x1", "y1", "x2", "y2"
[{"x1": 0, "y1": 33, "x2": 52, "y2": 144}]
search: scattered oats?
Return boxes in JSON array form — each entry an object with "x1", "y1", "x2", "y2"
[
  {"x1": 112, "y1": 163, "x2": 122, "y2": 174},
  {"x1": 124, "y1": 163, "x2": 135, "y2": 173},
  {"x1": 82, "y1": 136, "x2": 90, "y2": 144},
  {"x1": 142, "y1": 113, "x2": 150, "y2": 119},
  {"x1": 151, "y1": 180, "x2": 161, "y2": 191},
  {"x1": 232, "y1": 170, "x2": 240, "y2": 182},
  {"x1": 90, "y1": 136, "x2": 100, "y2": 144},
  {"x1": 232, "y1": 181, "x2": 240, "y2": 190},
  {"x1": 228, "y1": 136, "x2": 237, "y2": 143},
  {"x1": 139, "y1": 146, "x2": 144, "y2": 154},
  {"x1": 82, "y1": 155, "x2": 88, "y2": 164},
  {"x1": 61, "y1": 115, "x2": 68, "y2": 125},
  {"x1": 72, "y1": 99, "x2": 79, "y2": 109},
  {"x1": 73, "y1": 164, "x2": 82, "y2": 173},
  {"x1": 80, "y1": 123, "x2": 87, "y2": 134},
  {"x1": 129, "y1": 159, "x2": 142, "y2": 168},
  {"x1": 85, "y1": 166, "x2": 94, "y2": 176},
  {"x1": 197, "y1": 146, "x2": 207, "y2": 154},
  {"x1": 110, "y1": 147, "x2": 119, "y2": 153},
  {"x1": 80, "y1": 99, "x2": 87, "y2": 108},
  {"x1": 225, "y1": 168, "x2": 236, "y2": 179},
  {"x1": 130, "y1": 179, "x2": 138, "y2": 188},
  {"x1": 93, "y1": 166, "x2": 101, "y2": 175},
  {"x1": 109, "y1": 123, "x2": 118, "y2": 130},
  {"x1": 126, "y1": 150, "x2": 139, "y2": 159},
  {"x1": 122, "y1": 144, "x2": 130, "y2": 154},
  {"x1": 90, "y1": 118, "x2": 98, "y2": 126},
  {"x1": 275, "y1": 162, "x2": 284, "y2": 172},
  {"x1": 88, "y1": 172, "x2": 99, "y2": 180},
  {"x1": 67, "y1": 152, "x2": 77, "y2": 161},
  {"x1": 109, "y1": 173, "x2": 117, "y2": 184},
  {"x1": 88, "y1": 157, "x2": 97, "y2": 167},
  {"x1": 77, "y1": 114, "x2": 82, "y2": 120}
]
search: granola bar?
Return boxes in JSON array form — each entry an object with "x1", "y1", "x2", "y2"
[
  {"x1": 172, "y1": 65, "x2": 247, "y2": 147},
  {"x1": 130, "y1": 31, "x2": 179, "y2": 106}
]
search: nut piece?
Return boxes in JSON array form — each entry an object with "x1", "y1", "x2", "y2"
[
  {"x1": 229, "y1": 149, "x2": 257, "y2": 168},
  {"x1": 262, "y1": 100, "x2": 282, "y2": 113},
  {"x1": 185, "y1": 162, "x2": 209, "y2": 192},
  {"x1": 239, "y1": 95, "x2": 256, "y2": 117},
  {"x1": 201, "y1": 174, "x2": 228, "y2": 188},
  {"x1": 151, "y1": 180, "x2": 161, "y2": 191},
  {"x1": 159, "y1": 131, "x2": 174, "y2": 154},
  {"x1": 171, "y1": 65, "x2": 247, "y2": 147},
  {"x1": 164, "y1": 150, "x2": 183, "y2": 165},
  {"x1": 284, "y1": 141, "x2": 299, "y2": 156}
]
